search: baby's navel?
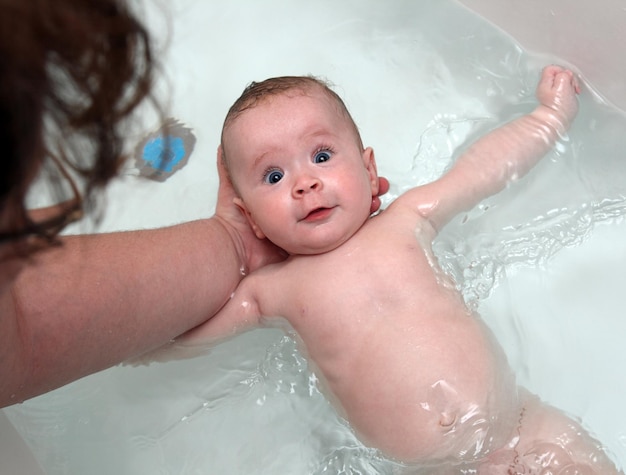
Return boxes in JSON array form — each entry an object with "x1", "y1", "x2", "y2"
[{"x1": 439, "y1": 411, "x2": 457, "y2": 428}]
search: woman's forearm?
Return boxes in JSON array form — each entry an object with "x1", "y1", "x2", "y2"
[{"x1": 0, "y1": 218, "x2": 243, "y2": 407}]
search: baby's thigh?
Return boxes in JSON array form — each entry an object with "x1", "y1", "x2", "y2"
[
  {"x1": 518, "y1": 392, "x2": 619, "y2": 474},
  {"x1": 480, "y1": 390, "x2": 620, "y2": 474}
]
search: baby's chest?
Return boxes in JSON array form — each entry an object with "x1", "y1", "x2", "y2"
[{"x1": 269, "y1": 235, "x2": 436, "y2": 327}]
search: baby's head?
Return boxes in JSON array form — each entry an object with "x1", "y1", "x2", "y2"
[
  {"x1": 222, "y1": 76, "x2": 362, "y2": 147},
  {"x1": 220, "y1": 76, "x2": 379, "y2": 255}
]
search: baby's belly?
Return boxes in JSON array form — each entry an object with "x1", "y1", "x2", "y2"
[{"x1": 324, "y1": 308, "x2": 520, "y2": 464}]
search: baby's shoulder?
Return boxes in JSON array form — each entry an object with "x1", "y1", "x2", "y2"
[
  {"x1": 370, "y1": 184, "x2": 445, "y2": 238},
  {"x1": 369, "y1": 192, "x2": 437, "y2": 236}
]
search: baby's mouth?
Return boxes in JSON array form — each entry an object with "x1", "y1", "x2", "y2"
[{"x1": 303, "y1": 207, "x2": 333, "y2": 222}]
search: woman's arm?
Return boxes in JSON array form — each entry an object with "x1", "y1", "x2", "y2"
[
  {"x1": 1, "y1": 218, "x2": 246, "y2": 406},
  {"x1": 0, "y1": 154, "x2": 281, "y2": 407}
]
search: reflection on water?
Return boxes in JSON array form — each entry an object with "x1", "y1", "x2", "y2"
[{"x1": 5, "y1": 0, "x2": 626, "y2": 473}]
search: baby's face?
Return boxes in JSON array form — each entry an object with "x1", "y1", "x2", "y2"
[{"x1": 223, "y1": 90, "x2": 379, "y2": 255}]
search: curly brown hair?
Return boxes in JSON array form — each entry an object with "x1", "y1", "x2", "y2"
[{"x1": 0, "y1": 0, "x2": 155, "y2": 245}]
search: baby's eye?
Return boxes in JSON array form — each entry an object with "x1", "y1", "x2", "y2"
[
  {"x1": 313, "y1": 150, "x2": 332, "y2": 163},
  {"x1": 264, "y1": 169, "x2": 284, "y2": 184}
]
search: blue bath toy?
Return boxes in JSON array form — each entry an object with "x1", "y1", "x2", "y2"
[{"x1": 134, "y1": 118, "x2": 196, "y2": 181}]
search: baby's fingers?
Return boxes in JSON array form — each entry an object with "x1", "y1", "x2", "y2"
[
  {"x1": 540, "y1": 65, "x2": 580, "y2": 95},
  {"x1": 554, "y1": 68, "x2": 581, "y2": 95},
  {"x1": 569, "y1": 70, "x2": 582, "y2": 94},
  {"x1": 535, "y1": 65, "x2": 580, "y2": 128}
]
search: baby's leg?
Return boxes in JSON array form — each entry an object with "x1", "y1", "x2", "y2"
[{"x1": 480, "y1": 389, "x2": 622, "y2": 474}]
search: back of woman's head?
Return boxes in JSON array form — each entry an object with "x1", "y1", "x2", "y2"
[{"x1": 0, "y1": 0, "x2": 155, "y2": 244}]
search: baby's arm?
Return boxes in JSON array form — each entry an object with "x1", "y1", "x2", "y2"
[
  {"x1": 131, "y1": 277, "x2": 263, "y2": 363},
  {"x1": 409, "y1": 65, "x2": 580, "y2": 231},
  {"x1": 177, "y1": 274, "x2": 265, "y2": 348}
]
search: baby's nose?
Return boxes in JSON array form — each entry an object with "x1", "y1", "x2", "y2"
[{"x1": 293, "y1": 175, "x2": 322, "y2": 196}]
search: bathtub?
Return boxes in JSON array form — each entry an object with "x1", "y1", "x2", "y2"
[{"x1": 2, "y1": 0, "x2": 625, "y2": 473}]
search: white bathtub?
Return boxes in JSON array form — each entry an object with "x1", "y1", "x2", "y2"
[{"x1": 2, "y1": 1, "x2": 625, "y2": 473}]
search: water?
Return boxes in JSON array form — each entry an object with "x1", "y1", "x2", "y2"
[{"x1": 5, "y1": 0, "x2": 626, "y2": 473}]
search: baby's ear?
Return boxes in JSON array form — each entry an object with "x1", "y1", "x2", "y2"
[
  {"x1": 234, "y1": 197, "x2": 266, "y2": 240},
  {"x1": 362, "y1": 147, "x2": 379, "y2": 195}
]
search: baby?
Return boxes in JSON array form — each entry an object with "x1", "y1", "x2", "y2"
[{"x1": 171, "y1": 67, "x2": 620, "y2": 473}]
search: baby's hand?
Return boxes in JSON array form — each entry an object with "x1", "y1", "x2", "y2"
[{"x1": 535, "y1": 65, "x2": 581, "y2": 131}]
